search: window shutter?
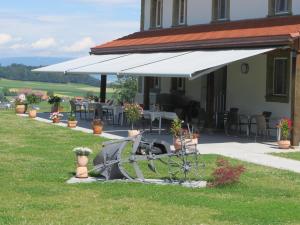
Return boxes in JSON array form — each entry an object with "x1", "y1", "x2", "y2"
[
  {"x1": 140, "y1": 0, "x2": 145, "y2": 31},
  {"x1": 150, "y1": 0, "x2": 156, "y2": 28},
  {"x1": 288, "y1": 0, "x2": 292, "y2": 14},
  {"x1": 226, "y1": 0, "x2": 230, "y2": 20},
  {"x1": 266, "y1": 53, "x2": 274, "y2": 98},
  {"x1": 211, "y1": 0, "x2": 217, "y2": 21},
  {"x1": 172, "y1": 0, "x2": 179, "y2": 26},
  {"x1": 268, "y1": 0, "x2": 275, "y2": 16}
]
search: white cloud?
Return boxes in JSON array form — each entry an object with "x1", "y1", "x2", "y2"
[
  {"x1": 0, "y1": 33, "x2": 13, "y2": 45},
  {"x1": 10, "y1": 43, "x2": 27, "y2": 50},
  {"x1": 69, "y1": 0, "x2": 139, "y2": 5},
  {"x1": 63, "y1": 37, "x2": 95, "y2": 53},
  {"x1": 32, "y1": 37, "x2": 56, "y2": 49}
]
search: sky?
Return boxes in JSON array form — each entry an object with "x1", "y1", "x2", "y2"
[{"x1": 0, "y1": 0, "x2": 140, "y2": 58}]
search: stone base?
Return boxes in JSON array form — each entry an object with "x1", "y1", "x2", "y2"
[{"x1": 67, "y1": 177, "x2": 207, "y2": 188}]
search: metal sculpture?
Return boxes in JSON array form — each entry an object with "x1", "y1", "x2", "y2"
[{"x1": 93, "y1": 134, "x2": 204, "y2": 183}]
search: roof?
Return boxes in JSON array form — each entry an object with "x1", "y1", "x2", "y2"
[{"x1": 91, "y1": 15, "x2": 300, "y2": 54}]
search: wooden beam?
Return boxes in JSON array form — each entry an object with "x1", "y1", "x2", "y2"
[
  {"x1": 100, "y1": 74, "x2": 107, "y2": 103},
  {"x1": 143, "y1": 77, "x2": 151, "y2": 110},
  {"x1": 291, "y1": 52, "x2": 300, "y2": 146}
]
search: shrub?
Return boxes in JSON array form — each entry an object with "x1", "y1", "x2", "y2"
[
  {"x1": 124, "y1": 103, "x2": 142, "y2": 130},
  {"x1": 278, "y1": 118, "x2": 292, "y2": 140},
  {"x1": 210, "y1": 158, "x2": 246, "y2": 187}
]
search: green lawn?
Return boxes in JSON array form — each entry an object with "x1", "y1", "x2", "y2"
[
  {"x1": 1, "y1": 111, "x2": 300, "y2": 225},
  {"x1": 272, "y1": 152, "x2": 300, "y2": 161},
  {"x1": 0, "y1": 78, "x2": 113, "y2": 98}
]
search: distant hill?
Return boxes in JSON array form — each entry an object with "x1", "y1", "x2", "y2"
[{"x1": 0, "y1": 57, "x2": 72, "y2": 67}]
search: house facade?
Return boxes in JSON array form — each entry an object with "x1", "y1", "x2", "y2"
[
  {"x1": 37, "y1": 0, "x2": 300, "y2": 146},
  {"x1": 89, "y1": 0, "x2": 300, "y2": 146}
]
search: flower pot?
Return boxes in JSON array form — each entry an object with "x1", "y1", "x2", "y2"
[
  {"x1": 68, "y1": 120, "x2": 78, "y2": 128},
  {"x1": 128, "y1": 130, "x2": 140, "y2": 137},
  {"x1": 29, "y1": 109, "x2": 37, "y2": 118},
  {"x1": 278, "y1": 140, "x2": 291, "y2": 149},
  {"x1": 173, "y1": 137, "x2": 182, "y2": 152},
  {"x1": 15, "y1": 105, "x2": 26, "y2": 114},
  {"x1": 52, "y1": 118, "x2": 60, "y2": 123},
  {"x1": 93, "y1": 125, "x2": 103, "y2": 135},
  {"x1": 76, "y1": 155, "x2": 89, "y2": 178}
]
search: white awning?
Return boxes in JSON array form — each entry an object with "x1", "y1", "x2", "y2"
[
  {"x1": 33, "y1": 48, "x2": 275, "y2": 79},
  {"x1": 68, "y1": 52, "x2": 190, "y2": 75},
  {"x1": 119, "y1": 48, "x2": 275, "y2": 78},
  {"x1": 32, "y1": 54, "x2": 128, "y2": 73}
]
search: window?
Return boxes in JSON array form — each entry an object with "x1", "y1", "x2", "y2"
[
  {"x1": 266, "y1": 50, "x2": 290, "y2": 103},
  {"x1": 151, "y1": 0, "x2": 163, "y2": 28},
  {"x1": 269, "y1": 0, "x2": 292, "y2": 16},
  {"x1": 212, "y1": 0, "x2": 230, "y2": 21},
  {"x1": 178, "y1": 0, "x2": 186, "y2": 25},
  {"x1": 171, "y1": 78, "x2": 185, "y2": 92},
  {"x1": 273, "y1": 58, "x2": 288, "y2": 96},
  {"x1": 138, "y1": 77, "x2": 143, "y2": 93},
  {"x1": 275, "y1": 0, "x2": 289, "y2": 14},
  {"x1": 177, "y1": 78, "x2": 184, "y2": 90},
  {"x1": 173, "y1": 0, "x2": 187, "y2": 26}
]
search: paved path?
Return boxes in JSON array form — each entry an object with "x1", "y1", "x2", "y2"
[{"x1": 19, "y1": 114, "x2": 300, "y2": 174}]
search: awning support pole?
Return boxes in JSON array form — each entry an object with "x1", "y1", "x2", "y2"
[{"x1": 100, "y1": 74, "x2": 107, "y2": 103}]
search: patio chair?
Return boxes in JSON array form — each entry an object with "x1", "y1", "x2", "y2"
[
  {"x1": 254, "y1": 115, "x2": 273, "y2": 141},
  {"x1": 94, "y1": 103, "x2": 103, "y2": 120},
  {"x1": 69, "y1": 100, "x2": 83, "y2": 118},
  {"x1": 225, "y1": 108, "x2": 239, "y2": 135}
]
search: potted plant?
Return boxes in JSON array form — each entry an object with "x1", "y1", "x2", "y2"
[
  {"x1": 170, "y1": 119, "x2": 199, "y2": 152},
  {"x1": 50, "y1": 112, "x2": 63, "y2": 123},
  {"x1": 171, "y1": 118, "x2": 183, "y2": 151},
  {"x1": 68, "y1": 114, "x2": 78, "y2": 128},
  {"x1": 278, "y1": 118, "x2": 292, "y2": 149},
  {"x1": 92, "y1": 119, "x2": 104, "y2": 134},
  {"x1": 73, "y1": 147, "x2": 93, "y2": 179},
  {"x1": 15, "y1": 94, "x2": 27, "y2": 114},
  {"x1": 48, "y1": 95, "x2": 62, "y2": 112},
  {"x1": 124, "y1": 103, "x2": 142, "y2": 137},
  {"x1": 26, "y1": 94, "x2": 41, "y2": 118}
]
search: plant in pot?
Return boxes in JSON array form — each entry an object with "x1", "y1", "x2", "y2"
[
  {"x1": 124, "y1": 103, "x2": 142, "y2": 137},
  {"x1": 92, "y1": 119, "x2": 104, "y2": 134},
  {"x1": 15, "y1": 94, "x2": 27, "y2": 114},
  {"x1": 170, "y1": 118, "x2": 183, "y2": 151},
  {"x1": 49, "y1": 112, "x2": 64, "y2": 123},
  {"x1": 278, "y1": 118, "x2": 292, "y2": 149},
  {"x1": 68, "y1": 113, "x2": 78, "y2": 128},
  {"x1": 26, "y1": 94, "x2": 41, "y2": 118},
  {"x1": 48, "y1": 95, "x2": 62, "y2": 112},
  {"x1": 73, "y1": 147, "x2": 93, "y2": 179}
]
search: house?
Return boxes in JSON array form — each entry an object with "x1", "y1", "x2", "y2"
[{"x1": 35, "y1": 0, "x2": 300, "y2": 146}]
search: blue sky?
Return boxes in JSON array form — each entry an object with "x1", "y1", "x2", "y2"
[{"x1": 0, "y1": 0, "x2": 140, "y2": 57}]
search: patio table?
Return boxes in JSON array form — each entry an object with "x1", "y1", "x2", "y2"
[{"x1": 143, "y1": 110, "x2": 178, "y2": 134}]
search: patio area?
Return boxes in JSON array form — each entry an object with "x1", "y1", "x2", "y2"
[{"x1": 36, "y1": 112, "x2": 300, "y2": 174}]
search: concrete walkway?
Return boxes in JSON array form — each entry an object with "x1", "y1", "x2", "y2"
[{"x1": 18, "y1": 114, "x2": 300, "y2": 174}]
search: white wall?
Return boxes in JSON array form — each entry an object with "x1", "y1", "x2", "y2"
[
  {"x1": 143, "y1": 0, "x2": 300, "y2": 30},
  {"x1": 226, "y1": 54, "x2": 291, "y2": 118},
  {"x1": 185, "y1": 77, "x2": 202, "y2": 101}
]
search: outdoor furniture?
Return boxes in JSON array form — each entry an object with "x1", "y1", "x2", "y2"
[
  {"x1": 70, "y1": 100, "x2": 84, "y2": 118},
  {"x1": 143, "y1": 110, "x2": 178, "y2": 134},
  {"x1": 225, "y1": 108, "x2": 239, "y2": 135},
  {"x1": 254, "y1": 115, "x2": 268, "y2": 141}
]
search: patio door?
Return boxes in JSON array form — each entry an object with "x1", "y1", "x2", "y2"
[{"x1": 206, "y1": 67, "x2": 227, "y2": 128}]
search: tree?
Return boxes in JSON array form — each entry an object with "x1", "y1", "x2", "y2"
[{"x1": 112, "y1": 76, "x2": 138, "y2": 104}]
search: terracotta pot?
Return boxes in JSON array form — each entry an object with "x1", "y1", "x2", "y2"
[
  {"x1": 29, "y1": 109, "x2": 37, "y2": 118},
  {"x1": 173, "y1": 137, "x2": 182, "y2": 152},
  {"x1": 93, "y1": 125, "x2": 103, "y2": 134},
  {"x1": 15, "y1": 105, "x2": 26, "y2": 114},
  {"x1": 68, "y1": 120, "x2": 78, "y2": 128},
  {"x1": 52, "y1": 118, "x2": 60, "y2": 123},
  {"x1": 128, "y1": 130, "x2": 140, "y2": 137},
  {"x1": 76, "y1": 155, "x2": 89, "y2": 178},
  {"x1": 173, "y1": 138, "x2": 199, "y2": 152},
  {"x1": 278, "y1": 140, "x2": 291, "y2": 149}
]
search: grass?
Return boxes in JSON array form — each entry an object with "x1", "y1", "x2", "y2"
[
  {"x1": 272, "y1": 152, "x2": 300, "y2": 161},
  {"x1": 0, "y1": 78, "x2": 113, "y2": 98},
  {"x1": 1, "y1": 112, "x2": 300, "y2": 224}
]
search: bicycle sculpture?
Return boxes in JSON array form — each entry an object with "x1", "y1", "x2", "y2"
[{"x1": 93, "y1": 133, "x2": 205, "y2": 183}]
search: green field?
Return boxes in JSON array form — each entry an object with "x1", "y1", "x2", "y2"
[
  {"x1": 0, "y1": 78, "x2": 113, "y2": 98},
  {"x1": 1, "y1": 111, "x2": 300, "y2": 225}
]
